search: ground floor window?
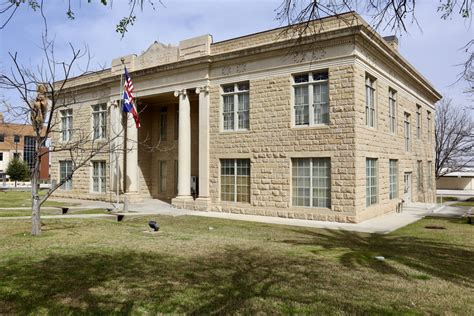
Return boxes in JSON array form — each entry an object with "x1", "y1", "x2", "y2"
[
  {"x1": 92, "y1": 161, "x2": 106, "y2": 193},
  {"x1": 220, "y1": 159, "x2": 250, "y2": 203},
  {"x1": 159, "y1": 161, "x2": 167, "y2": 193},
  {"x1": 60, "y1": 160, "x2": 73, "y2": 190},
  {"x1": 389, "y1": 159, "x2": 398, "y2": 199},
  {"x1": 366, "y1": 158, "x2": 378, "y2": 206},
  {"x1": 292, "y1": 158, "x2": 331, "y2": 208}
]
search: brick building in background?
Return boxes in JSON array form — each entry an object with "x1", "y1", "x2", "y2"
[
  {"x1": 50, "y1": 13, "x2": 441, "y2": 222},
  {"x1": 0, "y1": 113, "x2": 49, "y2": 182}
]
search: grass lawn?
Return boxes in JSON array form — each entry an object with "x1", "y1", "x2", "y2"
[
  {"x1": 0, "y1": 215, "x2": 472, "y2": 314},
  {"x1": 0, "y1": 191, "x2": 78, "y2": 208},
  {"x1": 0, "y1": 208, "x2": 111, "y2": 217},
  {"x1": 452, "y1": 197, "x2": 474, "y2": 207}
]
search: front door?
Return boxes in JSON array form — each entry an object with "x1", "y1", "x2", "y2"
[{"x1": 404, "y1": 172, "x2": 412, "y2": 203}]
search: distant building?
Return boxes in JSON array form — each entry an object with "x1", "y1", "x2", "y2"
[
  {"x1": 50, "y1": 13, "x2": 441, "y2": 222},
  {"x1": 0, "y1": 113, "x2": 49, "y2": 182},
  {"x1": 437, "y1": 170, "x2": 474, "y2": 191}
]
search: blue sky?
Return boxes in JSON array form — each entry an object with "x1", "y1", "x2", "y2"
[{"x1": 0, "y1": 0, "x2": 472, "y2": 114}]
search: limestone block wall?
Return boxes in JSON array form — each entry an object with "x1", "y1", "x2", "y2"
[
  {"x1": 353, "y1": 58, "x2": 436, "y2": 222},
  {"x1": 50, "y1": 100, "x2": 114, "y2": 201},
  {"x1": 206, "y1": 65, "x2": 357, "y2": 222}
]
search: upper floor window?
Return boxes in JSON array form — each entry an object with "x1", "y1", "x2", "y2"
[
  {"x1": 0, "y1": 134, "x2": 4, "y2": 142},
  {"x1": 388, "y1": 88, "x2": 397, "y2": 133},
  {"x1": 0, "y1": 152, "x2": 3, "y2": 161},
  {"x1": 427, "y1": 110, "x2": 432, "y2": 142},
  {"x1": 365, "y1": 75, "x2": 376, "y2": 127},
  {"x1": 61, "y1": 109, "x2": 73, "y2": 142},
  {"x1": 293, "y1": 71, "x2": 329, "y2": 126},
  {"x1": 13, "y1": 135, "x2": 20, "y2": 143},
  {"x1": 222, "y1": 82, "x2": 249, "y2": 131},
  {"x1": 92, "y1": 104, "x2": 107, "y2": 140},
  {"x1": 160, "y1": 107, "x2": 168, "y2": 140},
  {"x1": 404, "y1": 112, "x2": 411, "y2": 152},
  {"x1": 416, "y1": 105, "x2": 422, "y2": 140}
]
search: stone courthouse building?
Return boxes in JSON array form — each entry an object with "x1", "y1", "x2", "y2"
[{"x1": 51, "y1": 12, "x2": 441, "y2": 222}]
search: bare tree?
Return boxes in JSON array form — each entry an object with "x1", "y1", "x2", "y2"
[
  {"x1": 0, "y1": 0, "x2": 163, "y2": 37},
  {"x1": 276, "y1": 1, "x2": 473, "y2": 86},
  {"x1": 435, "y1": 98, "x2": 473, "y2": 178},
  {"x1": 0, "y1": 13, "x2": 128, "y2": 234}
]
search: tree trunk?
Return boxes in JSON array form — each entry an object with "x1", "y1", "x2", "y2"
[
  {"x1": 31, "y1": 193, "x2": 41, "y2": 235},
  {"x1": 31, "y1": 134, "x2": 42, "y2": 236}
]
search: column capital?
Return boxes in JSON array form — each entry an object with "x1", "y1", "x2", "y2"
[
  {"x1": 174, "y1": 89, "x2": 187, "y2": 97},
  {"x1": 195, "y1": 85, "x2": 210, "y2": 94}
]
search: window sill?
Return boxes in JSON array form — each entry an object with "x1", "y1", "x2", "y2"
[
  {"x1": 219, "y1": 129, "x2": 250, "y2": 134},
  {"x1": 291, "y1": 124, "x2": 330, "y2": 130},
  {"x1": 291, "y1": 205, "x2": 331, "y2": 211}
]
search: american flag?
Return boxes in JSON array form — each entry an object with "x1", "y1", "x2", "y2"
[{"x1": 123, "y1": 67, "x2": 140, "y2": 128}]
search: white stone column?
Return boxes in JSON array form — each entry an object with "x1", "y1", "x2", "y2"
[
  {"x1": 174, "y1": 89, "x2": 192, "y2": 199},
  {"x1": 196, "y1": 85, "x2": 210, "y2": 200},
  {"x1": 125, "y1": 110, "x2": 139, "y2": 193}
]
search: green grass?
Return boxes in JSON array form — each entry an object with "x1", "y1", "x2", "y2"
[
  {"x1": 0, "y1": 215, "x2": 472, "y2": 314},
  {"x1": 436, "y1": 195, "x2": 459, "y2": 203},
  {"x1": 0, "y1": 208, "x2": 111, "y2": 217},
  {"x1": 0, "y1": 191, "x2": 78, "y2": 208},
  {"x1": 452, "y1": 197, "x2": 474, "y2": 207}
]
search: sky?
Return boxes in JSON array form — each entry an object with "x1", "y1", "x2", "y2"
[{"x1": 0, "y1": 0, "x2": 472, "y2": 118}]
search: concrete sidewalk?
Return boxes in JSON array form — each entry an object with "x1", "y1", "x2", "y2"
[{"x1": 2, "y1": 197, "x2": 461, "y2": 234}]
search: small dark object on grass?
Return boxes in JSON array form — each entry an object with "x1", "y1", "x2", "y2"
[
  {"x1": 424, "y1": 225, "x2": 446, "y2": 230},
  {"x1": 106, "y1": 208, "x2": 114, "y2": 212},
  {"x1": 148, "y1": 220, "x2": 159, "y2": 232},
  {"x1": 116, "y1": 214, "x2": 125, "y2": 222},
  {"x1": 61, "y1": 207, "x2": 69, "y2": 214}
]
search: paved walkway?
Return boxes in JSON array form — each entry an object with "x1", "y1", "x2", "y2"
[{"x1": 1, "y1": 197, "x2": 466, "y2": 234}]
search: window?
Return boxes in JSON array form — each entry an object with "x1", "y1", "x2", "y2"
[
  {"x1": 13, "y1": 135, "x2": 20, "y2": 143},
  {"x1": 366, "y1": 158, "x2": 378, "y2": 206},
  {"x1": 292, "y1": 158, "x2": 331, "y2": 208},
  {"x1": 92, "y1": 104, "x2": 107, "y2": 140},
  {"x1": 365, "y1": 75, "x2": 376, "y2": 127},
  {"x1": 416, "y1": 105, "x2": 422, "y2": 140},
  {"x1": 404, "y1": 113, "x2": 411, "y2": 152},
  {"x1": 92, "y1": 161, "x2": 106, "y2": 193},
  {"x1": 389, "y1": 89, "x2": 397, "y2": 133},
  {"x1": 159, "y1": 161, "x2": 167, "y2": 193},
  {"x1": 59, "y1": 160, "x2": 73, "y2": 190},
  {"x1": 160, "y1": 107, "x2": 168, "y2": 140},
  {"x1": 0, "y1": 152, "x2": 3, "y2": 161},
  {"x1": 61, "y1": 109, "x2": 73, "y2": 142},
  {"x1": 222, "y1": 82, "x2": 249, "y2": 131},
  {"x1": 428, "y1": 161, "x2": 433, "y2": 190},
  {"x1": 427, "y1": 111, "x2": 432, "y2": 142},
  {"x1": 220, "y1": 159, "x2": 250, "y2": 203},
  {"x1": 417, "y1": 160, "x2": 423, "y2": 191},
  {"x1": 0, "y1": 134, "x2": 4, "y2": 142},
  {"x1": 389, "y1": 160, "x2": 398, "y2": 199},
  {"x1": 23, "y1": 136, "x2": 36, "y2": 169},
  {"x1": 293, "y1": 72, "x2": 329, "y2": 126}
]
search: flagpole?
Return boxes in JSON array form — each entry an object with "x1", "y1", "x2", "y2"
[{"x1": 116, "y1": 57, "x2": 126, "y2": 209}]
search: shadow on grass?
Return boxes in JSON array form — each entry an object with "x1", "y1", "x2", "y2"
[
  {"x1": 0, "y1": 246, "x2": 415, "y2": 314},
  {"x1": 281, "y1": 226, "x2": 474, "y2": 288}
]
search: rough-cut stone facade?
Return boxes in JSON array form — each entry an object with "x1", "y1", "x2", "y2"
[{"x1": 50, "y1": 13, "x2": 441, "y2": 223}]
